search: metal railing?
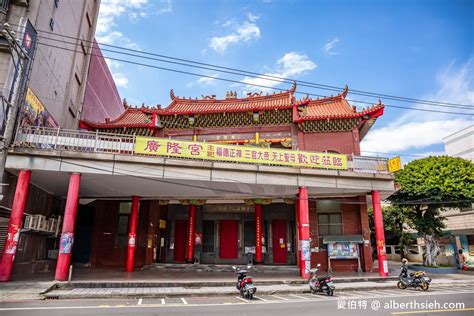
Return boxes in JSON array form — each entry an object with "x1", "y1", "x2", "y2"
[{"x1": 13, "y1": 126, "x2": 389, "y2": 174}]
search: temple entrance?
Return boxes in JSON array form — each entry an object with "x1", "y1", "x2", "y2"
[
  {"x1": 272, "y1": 219, "x2": 287, "y2": 264},
  {"x1": 219, "y1": 220, "x2": 238, "y2": 259},
  {"x1": 174, "y1": 220, "x2": 187, "y2": 262}
]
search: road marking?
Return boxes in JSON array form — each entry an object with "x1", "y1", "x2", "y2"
[
  {"x1": 272, "y1": 295, "x2": 289, "y2": 301},
  {"x1": 235, "y1": 296, "x2": 249, "y2": 303},
  {"x1": 391, "y1": 307, "x2": 474, "y2": 315},
  {"x1": 181, "y1": 298, "x2": 188, "y2": 305},
  {"x1": 137, "y1": 298, "x2": 142, "y2": 305},
  {"x1": 381, "y1": 290, "x2": 406, "y2": 295},
  {"x1": 253, "y1": 296, "x2": 268, "y2": 302},
  {"x1": 290, "y1": 294, "x2": 309, "y2": 300},
  {"x1": 161, "y1": 298, "x2": 165, "y2": 305}
]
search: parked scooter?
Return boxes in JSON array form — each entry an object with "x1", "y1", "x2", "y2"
[
  {"x1": 397, "y1": 259, "x2": 431, "y2": 291},
  {"x1": 232, "y1": 265, "x2": 257, "y2": 299},
  {"x1": 309, "y1": 264, "x2": 335, "y2": 296}
]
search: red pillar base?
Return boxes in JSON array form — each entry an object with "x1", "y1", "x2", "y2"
[
  {"x1": 55, "y1": 173, "x2": 81, "y2": 281},
  {"x1": 255, "y1": 204, "x2": 263, "y2": 264},
  {"x1": 0, "y1": 170, "x2": 31, "y2": 282},
  {"x1": 186, "y1": 205, "x2": 196, "y2": 263},
  {"x1": 126, "y1": 196, "x2": 140, "y2": 272},
  {"x1": 298, "y1": 187, "x2": 310, "y2": 279},
  {"x1": 372, "y1": 191, "x2": 389, "y2": 277}
]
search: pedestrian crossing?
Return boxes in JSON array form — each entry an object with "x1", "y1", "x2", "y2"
[{"x1": 131, "y1": 284, "x2": 474, "y2": 307}]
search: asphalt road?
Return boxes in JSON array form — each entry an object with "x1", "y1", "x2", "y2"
[{"x1": 0, "y1": 285, "x2": 472, "y2": 315}]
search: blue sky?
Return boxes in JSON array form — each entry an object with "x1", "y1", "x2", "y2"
[{"x1": 96, "y1": 0, "x2": 473, "y2": 161}]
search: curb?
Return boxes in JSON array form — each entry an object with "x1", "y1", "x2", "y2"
[
  {"x1": 42, "y1": 280, "x2": 474, "y2": 300},
  {"x1": 52, "y1": 276, "x2": 400, "y2": 290}
]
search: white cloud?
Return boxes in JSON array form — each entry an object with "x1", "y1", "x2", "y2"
[
  {"x1": 209, "y1": 17, "x2": 261, "y2": 54},
  {"x1": 112, "y1": 73, "x2": 129, "y2": 88},
  {"x1": 97, "y1": 0, "x2": 171, "y2": 49},
  {"x1": 361, "y1": 119, "x2": 470, "y2": 153},
  {"x1": 322, "y1": 38, "x2": 340, "y2": 55},
  {"x1": 187, "y1": 74, "x2": 219, "y2": 88},
  {"x1": 248, "y1": 13, "x2": 259, "y2": 23},
  {"x1": 241, "y1": 52, "x2": 316, "y2": 90},
  {"x1": 361, "y1": 58, "x2": 474, "y2": 155}
]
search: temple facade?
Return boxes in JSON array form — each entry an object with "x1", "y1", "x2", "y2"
[{"x1": 1, "y1": 83, "x2": 393, "y2": 281}]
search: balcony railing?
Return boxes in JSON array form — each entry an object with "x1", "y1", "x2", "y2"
[{"x1": 13, "y1": 126, "x2": 389, "y2": 174}]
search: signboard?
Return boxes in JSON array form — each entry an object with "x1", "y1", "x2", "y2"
[
  {"x1": 22, "y1": 87, "x2": 58, "y2": 128},
  {"x1": 134, "y1": 137, "x2": 348, "y2": 170},
  {"x1": 388, "y1": 156, "x2": 402, "y2": 173},
  {"x1": 327, "y1": 242, "x2": 359, "y2": 259}
]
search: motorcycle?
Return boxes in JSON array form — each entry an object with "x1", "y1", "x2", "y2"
[
  {"x1": 232, "y1": 264, "x2": 257, "y2": 299},
  {"x1": 309, "y1": 263, "x2": 335, "y2": 296},
  {"x1": 397, "y1": 262, "x2": 431, "y2": 291}
]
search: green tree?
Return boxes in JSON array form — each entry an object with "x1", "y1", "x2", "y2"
[
  {"x1": 368, "y1": 205, "x2": 414, "y2": 259},
  {"x1": 389, "y1": 156, "x2": 474, "y2": 267}
]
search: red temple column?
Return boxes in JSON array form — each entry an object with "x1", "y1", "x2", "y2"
[
  {"x1": 298, "y1": 187, "x2": 310, "y2": 279},
  {"x1": 255, "y1": 204, "x2": 263, "y2": 263},
  {"x1": 0, "y1": 170, "x2": 31, "y2": 282},
  {"x1": 372, "y1": 191, "x2": 388, "y2": 276},
  {"x1": 186, "y1": 205, "x2": 196, "y2": 262},
  {"x1": 55, "y1": 173, "x2": 81, "y2": 281},
  {"x1": 126, "y1": 195, "x2": 140, "y2": 272}
]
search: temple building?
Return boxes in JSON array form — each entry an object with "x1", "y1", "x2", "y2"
[{"x1": 1, "y1": 83, "x2": 393, "y2": 281}]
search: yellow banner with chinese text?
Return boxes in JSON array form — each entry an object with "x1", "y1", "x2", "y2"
[{"x1": 135, "y1": 137, "x2": 348, "y2": 170}]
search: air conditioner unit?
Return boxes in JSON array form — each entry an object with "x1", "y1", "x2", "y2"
[
  {"x1": 23, "y1": 215, "x2": 37, "y2": 230},
  {"x1": 36, "y1": 215, "x2": 48, "y2": 231}
]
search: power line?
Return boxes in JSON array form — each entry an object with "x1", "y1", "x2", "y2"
[
  {"x1": 5, "y1": 22, "x2": 473, "y2": 109},
  {"x1": 31, "y1": 40, "x2": 474, "y2": 117}
]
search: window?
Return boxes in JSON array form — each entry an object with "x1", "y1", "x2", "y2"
[
  {"x1": 117, "y1": 202, "x2": 134, "y2": 248},
  {"x1": 202, "y1": 220, "x2": 215, "y2": 253},
  {"x1": 317, "y1": 213, "x2": 343, "y2": 236}
]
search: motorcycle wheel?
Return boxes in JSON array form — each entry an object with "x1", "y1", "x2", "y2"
[
  {"x1": 327, "y1": 289, "x2": 334, "y2": 296},
  {"x1": 310, "y1": 288, "x2": 316, "y2": 294},
  {"x1": 420, "y1": 282, "x2": 429, "y2": 291},
  {"x1": 397, "y1": 281, "x2": 407, "y2": 289},
  {"x1": 248, "y1": 293, "x2": 253, "y2": 300}
]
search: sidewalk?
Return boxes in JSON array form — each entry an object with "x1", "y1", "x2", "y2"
[{"x1": 1, "y1": 262, "x2": 473, "y2": 301}]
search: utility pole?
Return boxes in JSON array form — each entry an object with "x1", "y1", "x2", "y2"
[{"x1": 0, "y1": 23, "x2": 30, "y2": 201}]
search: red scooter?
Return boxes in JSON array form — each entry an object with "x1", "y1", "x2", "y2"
[{"x1": 232, "y1": 265, "x2": 257, "y2": 299}]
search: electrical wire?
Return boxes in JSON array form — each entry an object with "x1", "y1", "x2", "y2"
[
  {"x1": 30, "y1": 40, "x2": 474, "y2": 117},
  {"x1": 5, "y1": 22, "x2": 472, "y2": 109}
]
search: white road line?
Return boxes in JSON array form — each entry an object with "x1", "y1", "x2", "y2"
[
  {"x1": 253, "y1": 296, "x2": 268, "y2": 302},
  {"x1": 137, "y1": 298, "x2": 142, "y2": 305},
  {"x1": 290, "y1": 294, "x2": 309, "y2": 300},
  {"x1": 381, "y1": 290, "x2": 406, "y2": 295},
  {"x1": 272, "y1": 295, "x2": 289, "y2": 301},
  {"x1": 340, "y1": 292, "x2": 364, "y2": 298},
  {"x1": 235, "y1": 296, "x2": 249, "y2": 303},
  {"x1": 181, "y1": 298, "x2": 188, "y2": 305},
  {"x1": 161, "y1": 299, "x2": 165, "y2": 305}
]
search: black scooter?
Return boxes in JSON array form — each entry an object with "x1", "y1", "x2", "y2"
[
  {"x1": 232, "y1": 265, "x2": 257, "y2": 299},
  {"x1": 397, "y1": 261, "x2": 431, "y2": 291}
]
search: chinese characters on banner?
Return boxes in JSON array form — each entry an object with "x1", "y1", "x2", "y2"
[{"x1": 134, "y1": 137, "x2": 348, "y2": 170}]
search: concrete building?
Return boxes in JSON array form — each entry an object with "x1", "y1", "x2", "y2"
[
  {"x1": 443, "y1": 125, "x2": 474, "y2": 162},
  {"x1": 1, "y1": 84, "x2": 395, "y2": 282},
  {"x1": 0, "y1": 0, "x2": 109, "y2": 278},
  {"x1": 0, "y1": 0, "x2": 101, "y2": 130},
  {"x1": 441, "y1": 125, "x2": 474, "y2": 268}
]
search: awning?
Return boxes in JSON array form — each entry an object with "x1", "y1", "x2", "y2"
[{"x1": 322, "y1": 234, "x2": 364, "y2": 244}]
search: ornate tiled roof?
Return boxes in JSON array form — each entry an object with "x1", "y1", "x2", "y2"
[
  {"x1": 163, "y1": 83, "x2": 295, "y2": 114},
  {"x1": 80, "y1": 83, "x2": 384, "y2": 131}
]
